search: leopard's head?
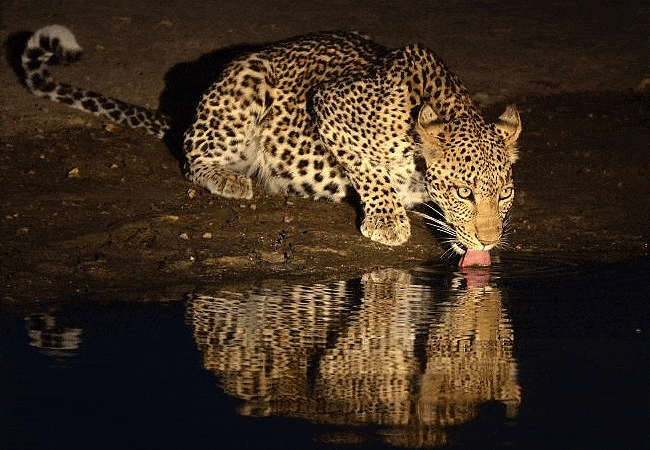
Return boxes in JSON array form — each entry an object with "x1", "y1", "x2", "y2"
[{"x1": 416, "y1": 104, "x2": 521, "y2": 253}]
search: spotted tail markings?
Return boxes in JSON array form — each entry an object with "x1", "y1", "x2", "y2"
[{"x1": 21, "y1": 25, "x2": 170, "y2": 138}]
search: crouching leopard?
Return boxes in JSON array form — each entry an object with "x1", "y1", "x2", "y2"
[{"x1": 16, "y1": 25, "x2": 521, "y2": 262}]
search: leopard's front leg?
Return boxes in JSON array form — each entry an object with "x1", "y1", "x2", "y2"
[
  {"x1": 347, "y1": 162, "x2": 411, "y2": 246},
  {"x1": 312, "y1": 77, "x2": 414, "y2": 245}
]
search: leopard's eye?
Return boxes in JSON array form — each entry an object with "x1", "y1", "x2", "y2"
[
  {"x1": 499, "y1": 186, "x2": 514, "y2": 201},
  {"x1": 456, "y1": 186, "x2": 473, "y2": 200}
]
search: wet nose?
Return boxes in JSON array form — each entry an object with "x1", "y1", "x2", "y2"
[
  {"x1": 476, "y1": 225, "x2": 501, "y2": 246},
  {"x1": 478, "y1": 236, "x2": 499, "y2": 246},
  {"x1": 475, "y1": 202, "x2": 501, "y2": 246}
]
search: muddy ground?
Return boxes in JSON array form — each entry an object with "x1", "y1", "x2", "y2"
[{"x1": 2, "y1": 1, "x2": 650, "y2": 302}]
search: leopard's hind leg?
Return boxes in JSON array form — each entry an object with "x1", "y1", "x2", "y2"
[
  {"x1": 188, "y1": 163, "x2": 255, "y2": 200},
  {"x1": 183, "y1": 59, "x2": 273, "y2": 200}
]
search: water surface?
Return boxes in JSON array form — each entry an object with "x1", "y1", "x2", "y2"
[{"x1": 2, "y1": 257, "x2": 649, "y2": 448}]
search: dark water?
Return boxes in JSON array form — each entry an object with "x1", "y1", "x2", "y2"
[{"x1": 1, "y1": 257, "x2": 649, "y2": 449}]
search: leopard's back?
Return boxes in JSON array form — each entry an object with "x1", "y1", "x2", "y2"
[{"x1": 182, "y1": 31, "x2": 388, "y2": 201}]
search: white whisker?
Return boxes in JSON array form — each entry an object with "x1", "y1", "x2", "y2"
[
  {"x1": 426, "y1": 222, "x2": 455, "y2": 236},
  {"x1": 498, "y1": 216, "x2": 515, "y2": 249},
  {"x1": 440, "y1": 245, "x2": 458, "y2": 260},
  {"x1": 423, "y1": 216, "x2": 456, "y2": 234},
  {"x1": 423, "y1": 203, "x2": 446, "y2": 219},
  {"x1": 415, "y1": 203, "x2": 467, "y2": 261},
  {"x1": 412, "y1": 211, "x2": 456, "y2": 237}
]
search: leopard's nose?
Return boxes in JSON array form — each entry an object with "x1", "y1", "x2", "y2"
[
  {"x1": 476, "y1": 225, "x2": 501, "y2": 246},
  {"x1": 478, "y1": 237, "x2": 499, "y2": 247}
]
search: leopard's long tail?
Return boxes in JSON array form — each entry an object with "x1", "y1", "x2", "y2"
[{"x1": 20, "y1": 25, "x2": 170, "y2": 138}]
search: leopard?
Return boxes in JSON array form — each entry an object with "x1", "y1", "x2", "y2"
[{"x1": 16, "y1": 25, "x2": 521, "y2": 261}]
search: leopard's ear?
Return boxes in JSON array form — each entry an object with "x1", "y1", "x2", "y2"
[
  {"x1": 417, "y1": 104, "x2": 446, "y2": 164},
  {"x1": 494, "y1": 104, "x2": 521, "y2": 149},
  {"x1": 418, "y1": 104, "x2": 437, "y2": 127},
  {"x1": 418, "y1": 104, "x2": 444, "y2": 132}
]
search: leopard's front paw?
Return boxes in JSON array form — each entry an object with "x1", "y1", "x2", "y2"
[{"x1": 360, "y1": 213, "x2": 411, "y2": 246}]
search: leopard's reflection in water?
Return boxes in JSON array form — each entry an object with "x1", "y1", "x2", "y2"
[{"x1": 187, "y1": 268, "x2": 520, "y2": 447}]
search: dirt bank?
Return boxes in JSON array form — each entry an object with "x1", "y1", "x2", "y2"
[{"x1": 2, "y1": 1, "x2": 649, "y2": 301}]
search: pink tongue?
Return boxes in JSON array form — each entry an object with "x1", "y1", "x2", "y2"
[{"x1": 459, "y1": 249, "x2": 491, "y2": 268}]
